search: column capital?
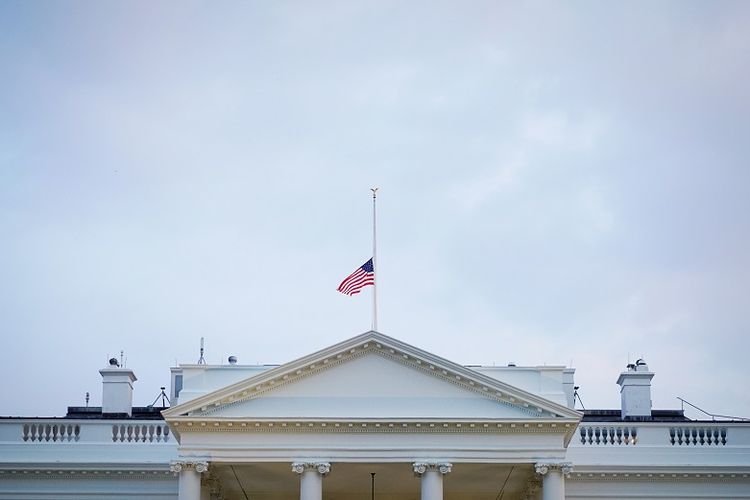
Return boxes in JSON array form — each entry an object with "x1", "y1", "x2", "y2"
[
  {"x1": 292, "y1": 462, "x2": 331, "y2": 476},
  {"x1": 534, "y1": 462, "x2": 572, "y2": 477},
  {"x1": 170, "y1": 459, "x2": 209, "y2": 474},
  {"x1": 412, "y1": 462, "x2": 452, "y2": 476}
]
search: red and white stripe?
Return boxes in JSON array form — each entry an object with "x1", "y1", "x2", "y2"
[{"x1": 337, "y1": 268, "x2": 374, "y2": 296}]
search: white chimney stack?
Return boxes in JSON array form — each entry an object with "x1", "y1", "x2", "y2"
[
  {"x1": 99, "y1": 358, "x2": 137, "y2": 416},
  {"x1": 616, "y1": 359, "x2": 654, "y2": 419}
]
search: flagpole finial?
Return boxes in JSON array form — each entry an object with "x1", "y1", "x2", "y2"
[{"x1": 371, "y1": 187, "x2": 378, "y2": 198}]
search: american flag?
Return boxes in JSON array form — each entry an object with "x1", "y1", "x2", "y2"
[{"x1": 337, "y1": 258, "x2": 375, "y2": 296}]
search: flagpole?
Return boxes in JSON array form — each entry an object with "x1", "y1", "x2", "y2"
[{"x1": 371, "y1": 187, "x2": 378, "y2": 331}]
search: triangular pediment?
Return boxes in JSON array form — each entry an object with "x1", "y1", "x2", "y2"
[{"x1": 164, "y1": 331, "x2": 581, "y2": 423}]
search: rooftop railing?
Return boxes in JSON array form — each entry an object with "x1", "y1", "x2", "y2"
[
  {"x1": 571, "y1": 421, "x2": 750, "y2": 447},
  {"x1": 0, "y1": 419, "x2": 173, "y2": 446}
]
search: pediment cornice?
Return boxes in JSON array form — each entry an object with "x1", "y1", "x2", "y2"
[
  {"x1": 168, "y1": 417, "x2": 577, "y2": 435},
  {"x1": 163, "y1": 331, "x2": 581, "y2": 423}
]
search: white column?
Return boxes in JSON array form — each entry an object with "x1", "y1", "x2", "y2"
[
  {"x1": 535, "y1": 462, "x2": 572, "y2": 500},
  {"x1": 413, "y1": 462, "x2": 452, "y2": 500},
  {"x1": 171, "y1": 460, "x2": 209, "y2": 500},
  {"x1": 292, "y1": 462, "x2": 331, "y2": 500}
]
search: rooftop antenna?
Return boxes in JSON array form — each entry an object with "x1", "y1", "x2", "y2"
[
  {"x1": 149, "y1": 387, "x2": 171, "y2": 408},
  {"x1": 198, "y1": 337, "x2": 206, "y2": 365},
  {"x1": 676, "y1": 397, "x2": 750, "y2": 422},
  {"x1": 573, "y1": 385, "x2": 586, "y2": 410},
  {"x1": 120, "y1": 350, "x2": 124, "y2": 368},
  {"x1": 85, "y1": 392, "x2": 90, "y2": 407}
]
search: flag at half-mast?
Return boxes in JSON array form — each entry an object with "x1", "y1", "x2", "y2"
[{"x1": 337, "y1": 258, "x2": 375, "y2": 296}]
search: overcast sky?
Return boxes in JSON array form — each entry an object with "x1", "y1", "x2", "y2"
[{"x1": 1, "y1": 1, "x2": 749, "y2": 419}]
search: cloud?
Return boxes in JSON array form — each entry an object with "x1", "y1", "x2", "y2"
[
  {"x1": 577, "y1": 184, "x2": 615, "y2": 237},
  {"x1": 451, "y1": 149, "x2": 527, "y2": 209},
  {"x1": 522, "y1": 110, "x2": 605, "y2": 152},
  {"x1": 0, "y1": 1, "x2": 749, "y2": 420}
]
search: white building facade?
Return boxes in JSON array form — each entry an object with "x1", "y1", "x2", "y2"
[{"x1": 1, "y1": 331, "x2": 749, "y2": 499}]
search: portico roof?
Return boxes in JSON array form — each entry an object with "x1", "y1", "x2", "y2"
[{"x1": 164, "y1": 331, "x2": 581, "y2": 447}]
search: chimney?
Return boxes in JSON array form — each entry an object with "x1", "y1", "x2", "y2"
[
  {"x1": 99, "y1": 358, "x2": 137, "y2": 416},
  {"x1": 616, "y1": 359, "x2": 654, "y2": 419}
]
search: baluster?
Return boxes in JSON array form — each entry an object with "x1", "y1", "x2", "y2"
[
  {"x1": 669, "y1": 427, "x2": 675, "y2": 445},
  {"x1": 699, "y1": 428, "x2": 705, "y2": 445},
  {"x1": 44, "y1": 424, "x2": 51, "y2": 442},
  {"x1": 74, "y1": 425, "x2": 80, "y2": 442},
  {"x1": 712, "y1": 428, "x2": 720, "y2": 445},
  {"x1": 22, "y1": 424, "x2": 30, "y2": 442},
  {"x1": 616, "y1": 427, "x2": 623, "y2": 444},
  {"x1": 720, "y1": 428, "x2": 727, "y2": 445},
  {"x1": 141, "y1": 425, "x2": 147, "y2": 442},
  {"x1": 594, "y1": 427, "x2": 601, "y2": 444},
  {"x1": 163, "y1": 426, "x2": 170, "y2": 442},
  {"x1": 148, "y1": 425, "x2": 155, "y2": 443},
  {"x1": 630, "y1": 427, "x2": 637, "y2": 444},
  {"x1": 127, "y1": 425, "x2": 133, "y2": 442}
]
